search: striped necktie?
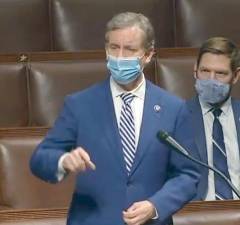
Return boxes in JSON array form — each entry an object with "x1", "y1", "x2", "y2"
[
  {"x1": 212, "y1": 108, "x2": 233, "y2": 200},
  {"x1": 119, "y1": 93, "x2": 136, "y2": 174}
]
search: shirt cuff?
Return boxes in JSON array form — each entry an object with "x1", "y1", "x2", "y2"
[
  {"x1": 56, "y1": 153, "x2": 69, "y2": 181},
  {"x1": 152, "y1": 207, "x2": 159, "y2": 219}
]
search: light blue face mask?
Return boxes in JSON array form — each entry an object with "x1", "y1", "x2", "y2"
[
  {"x1": 195, "y1": 79, "x2": 230, "y2": 104},
  {"x1": 106, "y1": 55, "x2": 143, "y2": 85}
]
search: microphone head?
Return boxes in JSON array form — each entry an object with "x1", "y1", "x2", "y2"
[{"x1": 157, "y1": 130, "x2": 169, "y2": 141}]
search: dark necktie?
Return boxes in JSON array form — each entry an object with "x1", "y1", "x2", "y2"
[
  {"x1": 119, "y1": 93, "x2": 136, "y2": 174},
  {"x1": 212, "y1": 108, "x2": 233, "y2": 200}
]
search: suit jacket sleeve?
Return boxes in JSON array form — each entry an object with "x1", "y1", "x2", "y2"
[{"x1": 30, "y1": 95, "x2": 77, "y2": 183}]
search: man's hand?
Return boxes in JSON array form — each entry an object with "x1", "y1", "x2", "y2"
[
  {"x1": 62, "y1": 147, "x2": 96, "y2": 173},
  {"x1": 123, "y1": 200, "x2": 156, "y2": 225}
]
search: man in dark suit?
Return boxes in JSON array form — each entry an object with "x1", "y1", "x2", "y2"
[
  {"x1": 187, "y1": 37, "x2": 240, "y2": 200},
  {"x1": 30, "y1": 12, "x2": 199, "y2": 225}
]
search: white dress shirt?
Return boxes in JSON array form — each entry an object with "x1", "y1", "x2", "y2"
[
  {"x1": 199, "y1": 97, "x2": 240, "y2": 200},
  {"x1": 110, "y1": 76, "x2": 145, "y2": 148}
]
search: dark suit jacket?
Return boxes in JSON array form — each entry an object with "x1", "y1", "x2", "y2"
[
  {"x1": 186, "y1": 96, "x2": 240, "y2": 200},
  {"x1": 30, "y1": 78, "x2": 200, "y2": 225}
]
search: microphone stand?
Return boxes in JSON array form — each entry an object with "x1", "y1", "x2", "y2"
[
  {"x1": 180, "y1": 150, "x2": 240, "y2": 199},
  {"x1": 157, "y1": 131, "x2": 240, "y2": 199}
]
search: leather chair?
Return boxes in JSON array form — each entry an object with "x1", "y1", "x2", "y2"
[
  {"x1": 0, "y1": 208, "x2": 67, "y2": 225},
  {"x1": 0, "y1": 218, "x2": 65, "y2": 225},
  {"x1": 0, "y1": 62, "x2": 28, "y2": 127},
  {"x1": 1, "y1": 0, "x2": 240, "y2": 52},
  {"x1": 0, "y1": 129, "x2": 74, "y2": 209},
  {"x1": 51, "y1": 0, "x2": 174, "y2": 50},
  {"x1": 173, "y1": 200, "x2": 240, "y2": 225},
  {"x1": 28, "y1": 59, "x2": 108, "y2": 126},
  {"x1": 156, "y1": 55, "x2": 196, "y2": 99},
  {"x1": 175, "y1": 0, "x2": 240, "y2": 47},
  {"x1": 0, "y1": 0, "x2": 51, "y2": 52},
  {"x1": 174, "y1": 209, "x2": 240, "y2": 225}
]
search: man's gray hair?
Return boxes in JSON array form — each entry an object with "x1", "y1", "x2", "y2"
[{"x1": 105, "y1": 12, "x2": 155, "y2": 50}]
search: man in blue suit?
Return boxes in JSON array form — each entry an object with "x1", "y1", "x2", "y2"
[
  {"x1": 187, "y1": 37, "x2": 240, "y2": 200},
  {"x1": 30, "y1": 12, "x2": 200, "y2": 225}
]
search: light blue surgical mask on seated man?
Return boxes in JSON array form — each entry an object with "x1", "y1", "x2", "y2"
[
  {"x1": 107, "y1": 54, "x2": 143, "y2": 85},
  {"x1": 195, "y1": 79, "x2": 230, "y2": 104}
]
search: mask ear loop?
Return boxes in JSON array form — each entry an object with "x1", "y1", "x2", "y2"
[
  {"x1": 141, "y1": 55, "x2": 151, "y2": 64},
  {"x1": 142, "y1": 48, "x2": 156, "y2": 64},
  {"x1": 138, "y1": 53, "x2": 148, "y2": 74}
]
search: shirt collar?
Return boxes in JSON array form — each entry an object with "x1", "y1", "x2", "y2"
[
  {"x1": 199, "y1": 96, "x2": 232, "y2": 116},
  {"x1": 110, "y1": 75, "x2": 146, "y2": 100}
]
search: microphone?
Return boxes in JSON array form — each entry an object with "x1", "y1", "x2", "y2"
[{"x1": 157, "y1": 130, "x2": 240, "y2": 199}]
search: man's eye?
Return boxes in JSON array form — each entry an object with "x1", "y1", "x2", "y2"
[
  {"x1": 216, "y1": 72, "x2": 228, "y2": 76},
  {"x1": 126, "y1": 48, "x2": 137, "y2": 52},
  {"x1": 110, "y1": 46, "x2": 118, "y2": 50},
  {"x1": 199, "y1": 69, "x2": 210, "y2": 75}
]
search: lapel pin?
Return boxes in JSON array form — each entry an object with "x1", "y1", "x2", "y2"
[{"x1": 154, "y1": 105, "x2": 161, "y2": 113}]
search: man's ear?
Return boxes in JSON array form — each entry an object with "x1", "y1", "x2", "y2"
[
  {"x1": 144, "y1": 48, "x2": 155, "y2": 64},
  {"x1": 232, "y1": 67, "x2": 240, "y2": 84},
  {"x1": 194, "y1": 63, "x2": 198, "y2": 79}
]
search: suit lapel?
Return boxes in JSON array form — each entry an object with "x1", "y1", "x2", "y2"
[
  {"x1": 187, "y1": 97, "x2": 208, "y2": 163},
  {"x1": 98, "y1": 80, "x2": 128, "y2": 177},
  {"x1": 129, "y1": 82, "x2": 166, "y2": 177}
]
